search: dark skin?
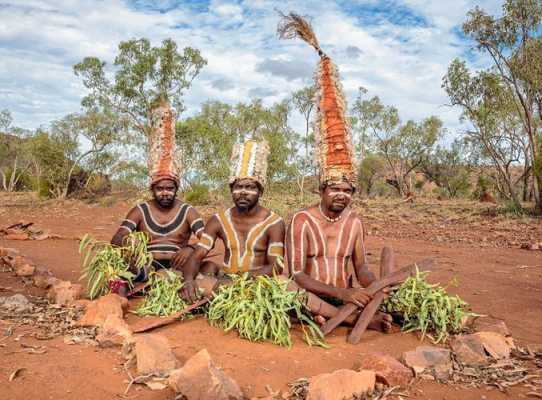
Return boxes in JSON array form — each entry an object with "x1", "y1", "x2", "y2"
[
  {"x1": 292, "y1": 181, "x2": 377, "y2": 307},
  {"x1": 181, "y1": 178, "x2": 285, "y2": 302},
  {"x1": 111, "y1": 178, "x2": 202, "y2": 269}
]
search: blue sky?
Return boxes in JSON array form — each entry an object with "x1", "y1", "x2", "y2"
[{"x1": 0, "y1": 0, "x2": 502, "y2": 134}]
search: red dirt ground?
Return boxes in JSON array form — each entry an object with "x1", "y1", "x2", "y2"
[{"x1": 1, "y1": 195, "x2": 541, "y2": 399}]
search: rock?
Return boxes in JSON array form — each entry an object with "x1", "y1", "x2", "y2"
[
  {"x1": 473, "y1": 332, "x2": 515, "y2": 359},
  {"x1": 168, "y1": 349, "x2": 243, "y2": 400},
  {"x1": 96, "y1": 314, "x2": 134, "y2": 347},
  {"x1": 358, "y1": 352, "x2": 413, "y2": 387},
  {"x1": 402, "y1": 346, "x2": 452, "y2": 380},
  {"x1": 472, "y1": 317, "x2": 510, "y2": 336},
  {"x1": 0, "y1": 247, "x2": 19, "y2": 257},
  {"x1": 521, "y1": 242, "x2": 540, "y2": 251},
  {"x1": 0, "y1": 294, "x2": 33, "y2": 313},
  {"x1": 15, "y1": 263, "x2": 35, "y2": 277},
  {"x1": 72, "y1": 299, "x2": 91, "y2": 310},
  {"x1": 451, "y1": 334, "x2": 489, "y2": 365},
  {"x1": 47, "y1": 280, "x2": 83, "y2": 305},
  {"x1": 11, "y1": 255, "x2": 33, "y2": 269},
  {"x1": 306, "y1": 369, "x2": 375, "y2": 400},
  {"x1": 77, "y1": 294, "x2": 128, "y2": 327},
  {"x1": 32, "y1": 268, "x2": 58, "y2": 289},
  {"x1": 4, "y1": 232, "x2": 30, "y2": 240},
  {"x1": 135, "y1": 334, "x2": 178, "y2": 375}
]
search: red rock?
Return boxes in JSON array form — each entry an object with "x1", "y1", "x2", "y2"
[
  {"x1": 472, "y1": 317, "x2": 510, "y2": 336},
  {"x1": 96, "y1": 314, "x2": 134, "y2": 347},
  {"x1": 451, "y1": 335, "x2": 489, "y2": 365},
  {"x1": 521, "y1": 242, "x2": 540, "y2": 251},
  {"x1": 4, "y1": 232, "x2": 30, "y2": 240},
  {"x1": 47, "y1": 280, "x2": 83, "y2": 305},
  {"x1": 72, "y1": 299, "x2": 91, "y2": 310},
  {"x1": 32, "y1": 268, "x2": 57, "y2": 289},
  {"x1": 15, "y1": 263, "x2": 35, "y2": 277},
  {"x1": 77, "y1": 294, "x2": 128, "y2": 327},
  {"x1": 135, "y1": 334, "x2": 178, "y2": 374},
  {"x1": 358, "y1": 352, "x2": 413, "y2": 386},
  {"x1": 11, "y1": 255, "x2": 33, "y2": 269},
  {"x1": 168, "y1": 349, "x2": 243, "y2": 400},
  {"x1": 0, "y1": 247, "x2": 19, "y2": 257},
  {"x1": 402, "y1": 346, "x2": 452, "y2": 380},
  {"x1": 473, "y1": 332, "x2": 514, "y2": 359},
  {"x1": 306, "y1": 369, "x2": 375, "y2": 400}
]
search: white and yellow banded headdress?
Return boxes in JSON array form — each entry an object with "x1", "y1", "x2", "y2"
[
  {"x1": 148, "y1": 99, "x2": 183, "y2": 186},
  {"x1": 228, "y1": 139, "x2": 270, "y2": 187},
  {"x1": 278, "y1": 13, "x2": 357, "y2": 188}
]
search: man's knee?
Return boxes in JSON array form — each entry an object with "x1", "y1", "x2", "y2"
[{"x1": 200, "y1": 261, "x2": 220, "y2": 275}]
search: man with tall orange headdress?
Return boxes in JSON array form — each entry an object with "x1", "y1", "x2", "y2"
[
  {"x1": 181, "y1": 139, "x2": 285, "y2": 302},
  {"x1": 280, "y1": 13, "x2": 393, "y2": 331},
  {"x1": 111, "y1": 100, "x2": 204, "y2": 294}
]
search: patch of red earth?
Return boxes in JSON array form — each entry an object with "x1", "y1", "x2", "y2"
[{"x1": 1, "y1": 200, "x2": 541, "y2": 399}]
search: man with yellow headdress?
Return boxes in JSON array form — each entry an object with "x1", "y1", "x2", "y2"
[
  {"x1": 110, "y1": 100, "x2": 204, "y2": 294},
  {"x1": 181, "y1": 139, "x2": 285, "y2": 302},
  {"x1": 279, "y1": 13, "x2": 394, "y2": 332}
]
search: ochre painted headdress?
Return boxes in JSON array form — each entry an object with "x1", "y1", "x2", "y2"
[
  {"x1": 229, "y1": 139, "x2": 270, "y2": 187},
  {"x1": 278, "y1": 13, "x2": 357, "y2": 187},
  {"x1": 148, "y1": 100, "x2": 182, "y2": 187}
]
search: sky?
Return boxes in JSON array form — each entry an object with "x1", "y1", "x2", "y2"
[{"x1": 0, "y1": 0, "x2": 503, "y2": 136}]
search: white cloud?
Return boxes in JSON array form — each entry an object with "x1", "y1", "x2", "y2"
[{"x1": 0, "y1": 0, "x2": 500, "y2": 140}]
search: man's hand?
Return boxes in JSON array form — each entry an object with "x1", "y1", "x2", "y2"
[
  {"x1": 337, "y1": 288, "x2": 373, "y2": 307},
  {"x1": 181, "y1": 279, "x2": 199, "y2": 303},
  {"x1": 171, "y1": 247, "x2": 193, "y2": 270}
]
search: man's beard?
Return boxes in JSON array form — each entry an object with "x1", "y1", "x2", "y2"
[
  {"x1": 329, "y1": 202, "x2": 347, "y2": 213},
  {"x1": 156, "y1": 196, "x2": 175, "y2": 208},
  {"x1": 235, "y1": 198, "x2": 258, "y2": 212}
]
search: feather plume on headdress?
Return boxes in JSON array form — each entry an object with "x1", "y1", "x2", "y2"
[
  {"x1": 229, "y1": 139, "x2": 270, "y2": 188},
  {"x1": 148, "y1": 99, "x2": 182, "y2": 187},
  {"x1": 278, "y1": 12, "x2": 357, "y2": 188}
]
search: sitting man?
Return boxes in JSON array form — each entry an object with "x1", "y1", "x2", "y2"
[
  {"x1": 182, "y1": 139, "x2": 285, "y2": 302},
  {"x1": 110, "y1": 100, "x2": 204, "y2": 291},
  {"x1": 282, "y1": 15, "x2": 392, "y2": 331}
]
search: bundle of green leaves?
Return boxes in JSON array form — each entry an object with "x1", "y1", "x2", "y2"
[
  {"x1": 79, "y1": 232, "x2": 152, "y2": 299},
  {"x1": 207, "y1": 274, "x2": 327, "y2": 348},
  {"x1": 136, "y1": 270, "x2": 191, "y2": 317},
  {"x1": 382, "y1": 268, "x2": 472, "y2": 343}
]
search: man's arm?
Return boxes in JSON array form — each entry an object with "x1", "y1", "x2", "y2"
[
  {"x1": 251, "y1": 219, "x2": 286, "y2": 277},
  {"x1": 180, "y1": 215, "x2": 221, "y2": 302},
  {"x1": 171, "y1": 206, "x2": 205, "y2": 268},
  {"x1": 111, "y1": 207, "x2": 141, "y2": 246},
  {"x1": 352, "y1": 218, "x2": 376, "y2": 287}
]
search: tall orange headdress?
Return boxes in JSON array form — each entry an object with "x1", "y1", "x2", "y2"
[
  {"x1": 148, "y1": 100, "x2": 182, "y2": 187},
  {"x1": 278, "y1": 13, "x2": 357, "y2": 188}
]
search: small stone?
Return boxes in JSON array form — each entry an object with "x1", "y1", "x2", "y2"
[
  {"x1": 0, "y1": 247, "x2": 19, "y2": 257},
  {"x1": 306, "y1": 369, "x2": 376, "y2": 400},
  {"x1": 451, "y1": 334, "x2": 489, "y2": 365},
  {"x1": 472, "y1": 317, "x2": 510, "y2": 336},
  {"x1": 402, "y1": 346, "x2": 452, "y2": 380},
  {"x1": 358, "y1": 352, "x2": 413, "y2": 386},
  {"x1": 135, "y1": 334, "x2": 178, "y2": 375},
  {"x1": 521, "y1": 242, "x2": 540, "y2": 251},
  {"x1": 32, "y1": 268, "x2": 57, "y2": 289},
  {"x1": 4, "y1": 232, "x2": 30, "y2": 240},
  {"x1": 15, "y1": 263, "x2": 35, "y2": 277},
  {"x1": 11, "y1": 255, "x2": 32, "y2": 269},
  {"x1": 47, "y1": 280, "x2": 83, "y2": 305},
  {"x1": 96, "y1": 314, "x2": 133, "y2": 347},
  {"x1": 77, "y1": 294, "x2": 128, "y2": 327},
  {"x1": 472, "y1": 332, "x2": 515, "y2": 359},
  {"x1": 0, "y1": 294, "x2": 33, "y2": 313},
  {"x1": 168, "y1": 349, "x2": 243, "y2": 400},
  {"x1": 72, "y1": 299, "x2": 91, "y2": 310}
]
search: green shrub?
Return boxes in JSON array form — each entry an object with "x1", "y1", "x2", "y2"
[{"x1": 183, "y1": 183, "x2": 210, "y2": 205}]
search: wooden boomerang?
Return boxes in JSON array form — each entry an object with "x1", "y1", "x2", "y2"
[
  {"x1": 131, "y1": 298, "x2": 209, "y2": 333},
  {"x1": 320, "y1": 258, "x2": 435, "y2": 336}
]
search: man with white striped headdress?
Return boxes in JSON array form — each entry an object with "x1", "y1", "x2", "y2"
[
  {"x1": 280, "y1": 13, "x2": 393, "y2": 331},
  {"x1": 181, "y1": 139, "x2": 286, "y2": 302},
  {"x1": 111, "y1": 100, "x2": 204, "y2": 294}
]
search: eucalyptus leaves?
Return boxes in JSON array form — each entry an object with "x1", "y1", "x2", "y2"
[
  {"x1": 207, "y1": 274, "x2": 327, "y2": 348},
  {"x1": 136, "y1": 270, "x2": 191, "y2": 317},
  {"x1": 79, "y1": 232, "x2": 152, "y2": 299},
  {"x1": 382, "y1": 269, "x2": 472, "y2": 343}
]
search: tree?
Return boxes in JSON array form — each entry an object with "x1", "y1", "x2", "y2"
[
  {"x1": 0, "y1": 111, "x2": 33, "y2": 192},
  {"x1": 74, "y1": 38, "x2": 206, "y2": 142},
  {"x1": 354, "y1": 93, "x2": 442, "y2": 196},
  {"x1": 0, "y1": 109, "x2": 12, "y2": 132},
  {"x1": 457, "y1": 0, "x2": 542, "y2": 212},
  {"x1": 421, "y1": 138, "x2": 472, "y2": 198},
  {"x1": 358, "y1": 153, "x2": 386, "y2": 197},
  {"x1": 291, "y1": 85, "x2": 317, "y2": 196}
]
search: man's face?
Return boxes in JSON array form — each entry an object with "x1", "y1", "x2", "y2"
[
  {"x1": 321, "y1": 182, "x2": 353, "y2": 213},
  {"x1": 231, "y1": 178, "x2": 261, "y2": 212},
  {"x1": 152, "y1": 179, "x2": 177, "y2": 208}
]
